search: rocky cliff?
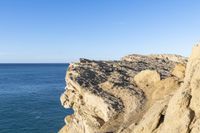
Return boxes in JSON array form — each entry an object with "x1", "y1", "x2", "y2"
[{"x1": 59, "y1": 44, "x2": 200, "y2": 133}]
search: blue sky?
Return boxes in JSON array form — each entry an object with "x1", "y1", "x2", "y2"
[{"x1": 0, "y1": 0, "x2": 199, "y2": 63}]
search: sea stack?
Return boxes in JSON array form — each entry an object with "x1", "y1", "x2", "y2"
[{"x1": 59, "y1": 44, "x2": 200, "y2": 133}]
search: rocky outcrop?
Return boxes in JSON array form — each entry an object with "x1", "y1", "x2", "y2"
[{"x1": 59, "y1": 44, "x2": 200, "y2": 133}]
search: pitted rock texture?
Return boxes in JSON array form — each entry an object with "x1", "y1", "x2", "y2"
[{"x1": 59, "y1": 44, "x2": 200, "y2": 133}]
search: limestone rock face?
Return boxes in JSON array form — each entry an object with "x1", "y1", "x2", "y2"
[
  {"x1": 172, "y1": 63, "x2": 186, "y2": 79},
  {"x1": 134, "y1": 70, "x2": 160, "y2": 89},
  {"x1": 59, "y1": 44, "x2": 200, "y2": 133}
]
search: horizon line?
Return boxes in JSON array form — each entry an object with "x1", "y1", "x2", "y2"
[{"x1": 0, "y1": 62, "x2": 69, "y2": 64}]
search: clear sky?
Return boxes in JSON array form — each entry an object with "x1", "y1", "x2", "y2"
[{"x1": 0, "y1": 0, "x2": 199, "y2": 63}]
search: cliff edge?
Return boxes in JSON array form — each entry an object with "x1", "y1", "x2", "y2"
[{"x1": 59, "y1": 44, "x2": 200, "y2": 133}]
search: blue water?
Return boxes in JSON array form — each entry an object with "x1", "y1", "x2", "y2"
[{"x1": 0, "y1": 64, "x2": 73, "y2": 133}]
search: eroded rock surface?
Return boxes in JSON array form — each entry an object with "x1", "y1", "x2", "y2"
[{"x1": 59, "y1": 44, "x2": 200, "y2": 133}]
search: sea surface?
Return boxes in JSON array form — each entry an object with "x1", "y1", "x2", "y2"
[{"x1": 0, "y1": 64, "x2": 73, "y2": 133}]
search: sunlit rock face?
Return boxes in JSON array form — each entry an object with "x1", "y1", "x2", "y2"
[{"x1": 59, "y1": 44, "x2": 200, "y2": 133}]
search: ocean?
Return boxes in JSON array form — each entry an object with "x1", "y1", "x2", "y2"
[{"x1": 0, "y1": 64, "x2": 73, "y2": 133}]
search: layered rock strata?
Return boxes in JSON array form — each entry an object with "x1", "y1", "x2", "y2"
[{"x1": 59, "y1": 44, "x2": 200, "y2": 133}]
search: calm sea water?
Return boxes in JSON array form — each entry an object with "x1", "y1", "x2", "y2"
[{"x1": 0, "y1": 64, "x2": 73, "y2": 133}]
